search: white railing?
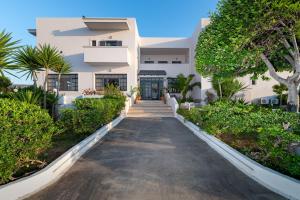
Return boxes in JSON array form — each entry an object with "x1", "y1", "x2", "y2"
[{"x1": 165, "y1": 93, "x2": 179, "y2": 115}]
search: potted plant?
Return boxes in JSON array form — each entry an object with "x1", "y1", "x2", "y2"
[{"x1": 134, "y1": 87, "x2": 141, "y2": 104}]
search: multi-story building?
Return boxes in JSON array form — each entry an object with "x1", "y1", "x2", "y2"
[{"x1": 29, "y1": 17, "x2": 286, "y2": 104}]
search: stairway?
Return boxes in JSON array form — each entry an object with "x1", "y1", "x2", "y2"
[{"x1": 127, "y1": 100, "x2": 174, "y2": 118}]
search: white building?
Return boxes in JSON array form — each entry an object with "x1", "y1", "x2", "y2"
[{"x1": 29, "y1": 17, "x2": 286, "y2": 104}]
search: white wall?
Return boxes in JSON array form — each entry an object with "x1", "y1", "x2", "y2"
[{"x1": 36, "y1": 18, "x2": 139, "y2": 96}]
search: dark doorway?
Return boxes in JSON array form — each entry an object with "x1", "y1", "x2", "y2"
[{"x1": 140, "y1": 77, "x2": 163, "y2": 100}]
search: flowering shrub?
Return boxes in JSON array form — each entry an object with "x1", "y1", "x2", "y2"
[{"x1": 178, "y1": 100, "x2": 300, "y2": 179}]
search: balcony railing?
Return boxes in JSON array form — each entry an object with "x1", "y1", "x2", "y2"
[{"x1": 83, "y1": 46, "x2": 130, "y2": 65}]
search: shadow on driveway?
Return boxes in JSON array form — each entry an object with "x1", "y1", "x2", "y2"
[{"x1": 27, "y1": 118, "x2": 285, "y2": 200}]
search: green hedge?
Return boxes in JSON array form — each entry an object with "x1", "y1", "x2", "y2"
[
  {"x1": 178, "y1": 100, "x2": 300, "y2": 179},
  {"x1": 59, "y1": 97, "x2": 125, "y2": 135},
  {"x1": 0, "y1": 99, "x2": 56, "y2": 183}
]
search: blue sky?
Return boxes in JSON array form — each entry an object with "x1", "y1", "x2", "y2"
[{"x1": 1, "y1": 0, "x2": 219, "y2": 84}]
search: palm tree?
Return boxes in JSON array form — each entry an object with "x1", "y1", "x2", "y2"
[
  {"x1": 175, "y1": 74, "x2": 201, "y2": 102},
  {"x1": 51, "y1": 57, "x2": 71, "y2": 97},
  {"x1": 36, "y1": 44, "x2": 62, "y2": 108},
  {"x1": 14, "y1": 46, "x2": 42, "y2": 87},
  {"x1": 0, "y1": 30, "x2": 19, "y2": 76}
]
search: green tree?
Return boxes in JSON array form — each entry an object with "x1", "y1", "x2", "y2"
[
  {"x1": 15, "y1": 46, "x2": 42, "y2": 87},
  {"x1": 36, "y1": 44, "x2": 62, "y2": 109},
  {"x1": 196, "y1": 0, "x2": 300, "y2": 111},
  {"x1": 211, "y1": 76, "x2": 247, "y2": 99},
  {"x1": 175, "y1": 74, "x2": 201, "y2": 102},
  {"x1": 51, "y1": 57, "x2": 71, "y2": 97},
  {"x1": 0, "y1": 30, "x2": 19, "y2": 76},
  {"x1": 273, "y1": 83, "x2": 288, "y2": 105}
]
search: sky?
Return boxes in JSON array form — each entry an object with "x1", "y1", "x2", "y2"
[{"x1": 0, "y1": 0, "x2": 219, "y2": 84}]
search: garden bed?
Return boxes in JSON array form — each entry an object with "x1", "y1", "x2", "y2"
[
  {"x1": 177, "y1": 100, "x2": 300, "y2": 180},
  {"x1": 0, "y1": 94, "x2": 125, "y2": 185}
]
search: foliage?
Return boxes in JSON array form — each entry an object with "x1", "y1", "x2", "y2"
[
  {"x1": 14, "y1": 46, "x2": 42, "y2": 86},
  {"x1": 0, "y1": 76, "x2": 12, "y2": 92},
  {"x1": 0, "y1": 30, "x2": 19, "y2": 77},
  {"x1": 195, "y1": 0, "x2": 300, "y2": 109},
  {"x1": 59, "y1": 97, "x2": 125, "y2": 135},
  {"x1": 103, "y1": 83, "x2": 126, "y2": 102},
  {"x1": 211, "y1": 76, "x2": 247, "y2": 99},
  {"x1": 0, "y1": 98, "x2": 56, "y2": 183},
  {"x1": 51, "y1": 56, "x2": 71, "y2": 97},
  {"x1": 178, "y1": 100, "x2": 300, "y2": 178},
  {"x1": 36, "y1": 44, "x2": 63, "y2": 108},
  {"x1": 174, "y1": 74, "x2": 201, "y2": 102},
  {"x1": 273, "y1": 83, "x2": 288, "y2": 105}
]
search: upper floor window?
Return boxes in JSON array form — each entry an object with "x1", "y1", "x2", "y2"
[
  {"x1": 158, "y1": 61, "x2": 168, "y2": 64},
  {"x1": 251, "y1": 79, "x2": 257, "y2": 85},
  {"x1": 91, "y1": 40, "x2": 97, "y2": 46},
  {"x1": 47, "y1": 74, "x2": 78, "y2": 91},
  {"x1": 172, "y1": 61, "x2": 182, "y2": 64},
  {"x1": 144, "y1": 61, "x2": 154, "y2": 64},
  {"x1": 99, "y1": 40, "x2": 122, "y2": 46}
]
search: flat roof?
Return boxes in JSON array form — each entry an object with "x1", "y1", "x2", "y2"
[
  {"x1": 82, "y1": 17, "x2": 129, "y2": 30},
  {"x1": 28, "y1": 29, "x2": 36, "y2": 36}
]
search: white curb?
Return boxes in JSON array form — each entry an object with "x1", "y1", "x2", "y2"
[
  {"x1": 0, "y1": 115, "x2": 125, "y2": 200},
  {"x1": 176, "y1": 114, "x2": 300, "y2": 200}
]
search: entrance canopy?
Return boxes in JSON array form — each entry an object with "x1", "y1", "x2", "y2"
[{"x1": 138, "y1": 70, "x2": 167, "y2": 76}]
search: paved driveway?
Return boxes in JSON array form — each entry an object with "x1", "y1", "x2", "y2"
[{"x1": 28, "y1": 118, "x2": 285, "y2": 200}]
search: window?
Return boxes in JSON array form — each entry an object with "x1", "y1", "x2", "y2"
[
  {"x1": 158, "y1": 61, "x2": 168, "y2": 64},
  {"x1": 91, "y1": 40, "x2": 97, "y2": 46},
  {"x1": 167, "y1": 78, "x2": 180, "y2": 93},
  {"x1": 144, "y1": 60, "x2": 154, "y2": 64},
  {"x1": 252, "y1": 80, "x2": 257, "y2": 85},
  {"x1": 47, "y1": 74, "x2": 78, "y2": 91},
  {"x1": 99, "y1": 40, "x2": 122, "y2": 46},
  {"x1": 95, "y1": 74, "x2": 127, "y2": 91},
  {"x1": 172, "y1": 61, "x2": 182, "y2": 64}
]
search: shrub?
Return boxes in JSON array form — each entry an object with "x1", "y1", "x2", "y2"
[
  {"x1": 59, "y1": 98, "x2": 125, "y2": 135},
  {"x1": 0, "y1": 76, "x2": 12, "y2": 92},
  {"x1": 103, "y1": 84, "x2": 126, "y2": 101},
  {"x1": 178, "y1": 100, "x2": 300, "y2": 179},
  {"x1": 0, "y1": 99, "x2": 56, "y2": 183}
]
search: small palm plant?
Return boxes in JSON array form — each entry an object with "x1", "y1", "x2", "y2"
[
  {"x1": 0, "y1": 30, "x2": 19, "y2": 76},
  {"x1": 36, "y1": 44, "x2": 62, "y2": 108},
  {"x1": 174, "y1": 74, "x2": 201, "y2": 102},
  {"x1": 51, "y1": 57, "x2": 71, "y2": 97},
  {"x1": 15, "y1": 46, "x2": 42, "y2": 87},
  {"x1": 212, "y1": 76, "x2": 248, "y2": 99}
]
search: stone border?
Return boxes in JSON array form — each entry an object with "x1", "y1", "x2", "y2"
[
  {"x1": 176, "y1": 114, "x2": 300, "y2": 200},
  {"x1": 0, "y1": 115, "x2": 125, "y2": 200}
]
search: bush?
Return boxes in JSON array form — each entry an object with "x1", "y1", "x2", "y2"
[
  {"x1": 59, "y1": 97, "x2": 125, "y2": 135},
  {"x1": 178, "y1": 100, "x2": 300, "y2": 179},
  {"x1": 0, "y1": 76, "x2": 12, "y2": 92},
  {"x1": 0, "y1": 99, "x2": 56, "y2": 183}
]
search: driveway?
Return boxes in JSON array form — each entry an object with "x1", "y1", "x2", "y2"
[{"x1": 28, "y1": 118, "x2": 285, "y2": 200}]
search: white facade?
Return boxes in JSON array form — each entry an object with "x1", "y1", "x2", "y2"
[{"x1": 31, "y1": 17, "x2": 285, "y2": 103}]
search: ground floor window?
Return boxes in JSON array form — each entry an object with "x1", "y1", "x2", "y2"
[
  {"x1": 95, "y1": 74, "x2": 127, "y2": 91},
  {"x1": 47, "y1": 74, "x2": 78, "y2": 91},
  {"x1": 167, "y1": 78, "x2": 180, "y2": 93}
]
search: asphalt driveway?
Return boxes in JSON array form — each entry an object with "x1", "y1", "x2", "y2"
[{"x1": 27, "y1": 118, "x2": 285, "y2": 200}]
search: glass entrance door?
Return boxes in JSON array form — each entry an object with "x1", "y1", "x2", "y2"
[{"x1": 140, "y1": 77, "x2": 163, "y2": 100}]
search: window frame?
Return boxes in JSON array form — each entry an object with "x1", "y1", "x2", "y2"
[
  {"x1": 47, "y1": 74, "x2": 78, "y2": 92},
  {"x1": 95, "y1": 74, "x2": 127, "y2": 91}
]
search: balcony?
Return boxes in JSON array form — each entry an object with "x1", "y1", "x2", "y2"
[{"x1": 83, "y1": 46, "x2": 130, "y2": 65}]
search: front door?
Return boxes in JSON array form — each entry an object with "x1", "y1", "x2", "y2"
[{"x1": 140, "y1": 77, "x2": 163, "y2": 100}]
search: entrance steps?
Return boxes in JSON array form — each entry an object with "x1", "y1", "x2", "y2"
[{"x1": 127, "y1": 100, "x2": 174, "y2": 118}]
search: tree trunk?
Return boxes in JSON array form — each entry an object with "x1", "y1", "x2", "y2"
[
  {"x1": 218, "y1": 81, "x2": 222, "y2": 98},
  {"x1": 287, "y1": 82, "x2": 298, "y2": 112},
  {"x1": 57, "y1": 73, "x2": 61, "y2": 98},
  {"x1": 43, "y1": 69, "x2": 49, "y2": 109}
]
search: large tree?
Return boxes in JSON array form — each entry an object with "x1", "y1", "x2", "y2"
[{"x1": 196, "y1": 0, "x2": 300, "y2": 111}]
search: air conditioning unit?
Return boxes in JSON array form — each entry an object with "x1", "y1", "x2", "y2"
[
  {"x1": 271, "y1": 99, "x2": 279, "y2": 105},
  {"x1": 260, "y1": 98, "x2": 269, "y2": 105}
]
